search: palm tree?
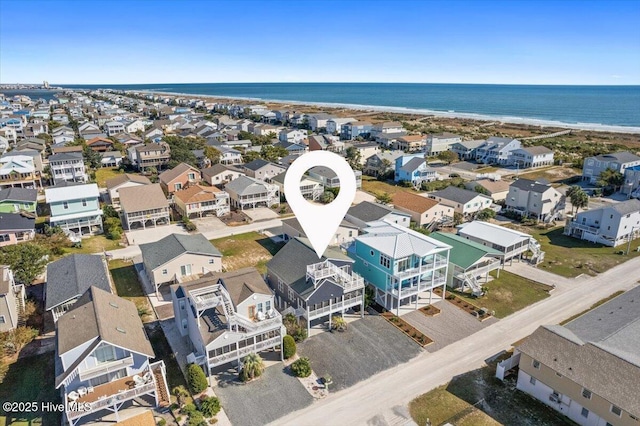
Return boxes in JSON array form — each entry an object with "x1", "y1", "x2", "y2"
[{"x1": 240, "y1": 353, "x2": 265, "y2": 382}]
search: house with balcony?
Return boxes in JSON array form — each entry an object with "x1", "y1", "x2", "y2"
[
  {"x1": 514, "y1": 287, "x2": 640, "y2": 426},
  {"x1": 104, "y1": 120, "x2": 125, "y2": 136},
  {"x1": 464, "y1": 178, "x2": 512, "y2": 203},
  {"x1": 270, "y1": 171, "x2": 323, "y2": 202},
  {"x1": 349, "y1": 221, "x2": 451, "y2": 314},
  {"x1": 340, "y1": 121, "x2": 372, "y2": 140},
  {"x1": 424, "y1": 133, "x2": 463, "y2": 157},
  {"x1": 129, "y1": 143, "x2": 171, "y2": 171},
  {"x1": 139, "y1": 233, "x2": 222, "y2": 295},
  {"x1": 45, "y1": 254, "x2": 112, "y2": 322},
  {"x1": 243, "y1": 159, "x2": 286, "y2": 181},
  {"x1": 510, "y1": 146, "x2": 555, "y2": 168},
  {"x1": 105, "y1": 174, "x2": 151, "y2": 209},
  {"x1": 86, "y1": 137, "x2": 115, "y2": 152},
  {"x1": 171, "y1": 268, "x2": 285, "y2": 379},
  {"x1": 279, "y1": 129, "x2": 308, "y2": 144},
  {"x1": 55, "y1": 286, "x2": 170, "y2": 426},
  {"x1": 0, "y1": 187, "x2": 37, "y2": 214},
  {"x1": 308, "y1": 166, "x2": 362, "y2": 189},
  {"x1": 224, "y1": 176, "x2": 279, "y2": 210},
  {"x1": 0, "y1": 154, "x2": 40, "y2": 189},
  {"x1": 430, "y1": 232, "x2": 502, "y2": 296},
  {"x1": 266, "y1": 237, "x2": 365, "y2": 334},
  {"x1": 326, "y1": 117, "x2": 356, "y2": 135},
  {"x1": 506, "y1": 179, "x2": 564, "y2": 222},
  {"x1": 363, "y1": 150, "x2": 404, "y2": 177},
  {"x1": 0, "y1": 213, "x2": 36, "y2": 247},
  {"x1": 345, "y1": 201, "x2": 411, "y2": 230},
  {"x1": 100, "y1": 151, "x2": 123, "y2": 168},
  {"x1": 564, "y1": 199, "x2": 640, "y2": 247},
  {"x1": 201, "y1": 164, "x2": 245, "y2": 187},
  {"x1": 307, "y1": 113, "x2": 333, "y2": 131},
  {"x1": 581, "y1": 151, "x2": 640, "y2": 185},
  {"x1": 307, "y1": 134, "x2": 344, "y2": 153},
  {"x1": 457, "y1": 220, "x2": 544, "y2": 264},
  {"x1": 392, "y1": 191, "x2": 454, "y2": 229},
  {"x1": 45, "y1": 184, "x2": 103, "y2": 236},
  {"x1": 394, "y1": 153, "x2": 439, "y2": 186},
  {"x1": 429, "y1": 186, "x2": 493, "y2": 218},
  {"x1": 394, "y1": 135, "x2": 427, "y2": 152},
  {"x1": 119, "y1": 184, "x2": 170, "y2": 230},
  {"x1": 474, "y1": 137, "x2": 522, "y2": 165},
  {"x1": 159, "y1": 162, "x2": 201, "y2": 195},
  {"x1": 49, "y1": 152, "x2": 89, "y2": 184},
  {"x1": 174, "y1": 185, "x2": 230, "y2": 218},
  {"x1": 0, "y1": 265, "x2": 26, "y2": 332},
  {"x1": 280, "y1": 217, "x2": 359, "y2": 247}
]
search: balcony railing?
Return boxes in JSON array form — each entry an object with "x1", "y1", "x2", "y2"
[
  {"x1": 306, "y1": 262, "x2": 365, "y2": 292},
  {"x1": 207, "y1": 336, "x2": 281, "y2": 368},
  {"x1": 78, "y1": 355, "x2": 135, "y2": 382},
  {"x1": 307, "y1": 295, "x2": 363, "y2": 320}
]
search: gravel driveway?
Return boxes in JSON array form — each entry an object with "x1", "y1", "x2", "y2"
[
  {"x1": 297, "y1": 315, "x2": 421, "y2": 391},
  {"x1": 214, "y1": 364, "x2": 312, "y2": 426}
]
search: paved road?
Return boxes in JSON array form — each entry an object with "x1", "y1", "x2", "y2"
[
  {"x1": 272, "y1": 256, "x2": 640, "y2": 426},
  {"x1": 108, "y1": 218, "x2": 283, "y2": 259}
]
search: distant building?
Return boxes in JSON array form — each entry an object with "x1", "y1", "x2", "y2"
[
  {"x1": 425, "y1": 133, "x2": 462, "y2": 156},
  {"x1": 475, "y1": 137, "x2": 521, "y2": 165},
  {"x1": 581, "y1": 151, "x2": 640, "y2": 184},
  {"x1": 340, "y1": 121, "x2": 372, "y2": 140},
  {"x1": 510, "y1": 146, "x2": 555, "y2": 168},
  {"x1": 564, "y1": 199, "x2": 640, "y2": 247}
]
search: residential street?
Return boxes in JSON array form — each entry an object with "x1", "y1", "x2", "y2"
[{"x1": 271, "y1": 256, "x2": 640, "y2": 426}]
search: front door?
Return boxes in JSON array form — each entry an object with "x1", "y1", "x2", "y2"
[{"x1": 180, "y1": 264, "x2": 192, "y2": 276}]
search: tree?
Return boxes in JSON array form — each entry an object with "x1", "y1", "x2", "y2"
[
  {"x1": 345, "y1": 146, "x2": 362, "y2": 170},
  {"x1": 187, "y1": 363, "x2": 208, "y2": 394},
  {"x1": 1, "y1": 326, "x2": 38, "y2": 355},
  {"x1": 476, "y1": 208, "x2": 496, "y2": 221},
  {"x1": 331, "y1": 315, "x2": 347, "y2": 331},
  {"x1": 375, "y1": 192, "x2": 393, "y2": 205},
  {"x1": 364, "y1": 286, "x2": 375, "y2": 309},
  {"x1": 566, "y1": 185, "x2": 589, "y2": 214},
  {"x1": 240, "y1": 353, "x2": 265, "y2": 382},
  {"x1": 204, "y1": 146, "x2": 221, "y2": 164},
  {"x1": 321, "y1": 191, "x2": 335, "y2": 204},
  {"x1": 0, "y1": 243, "x2": 50, "y2": 285},
  {"x1": 172, "y1": 385, "x2": 190, "y2": 407},
  {"x1": 453, "y1": 212, "x2": 464, "y2": 226},
  {"x1": 260, "y1": 145, "x2": 288, "y2": 162},
  {"x1": 437, "y1": 150, "x2": 459, "y2": 164},
  {"x1": 290, "y1": 357, "x2": 312, "y2": 378},
  {"x1": 596, "y1": 169, "x2": 624, "y2": 192},
  {"x1": 474, "y1": 185, "x2": 490, "y2": 196},
  {"x1": 380, "y1": 158, "x2": 393, "y2": 176},
  {"x1": 83, "y1": 145, "x2": 103, "y2": 169},
  {"x1": 283, "y1": 335, "x2": 296, "y2": 359},
  {"x1": 242, "y1": 150, "x2": 261, "y2": 163},
  {"x1": 199, "y1": 395, "x2": 221, "y2": 417},
  {"x1": 104, "y1": 217, "x2": 123, "y2": 240}
]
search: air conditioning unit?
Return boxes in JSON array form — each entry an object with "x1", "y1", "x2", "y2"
[{"x1": 549, "y1": 394, "x2": 560, "y2": 403}]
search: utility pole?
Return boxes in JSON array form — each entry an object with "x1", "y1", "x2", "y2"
[{"x1": 627, "y1": 226, "x2": 637, "y2": 255}]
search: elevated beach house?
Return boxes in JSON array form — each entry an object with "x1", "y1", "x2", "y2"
[
  {"x1": 105, "y1": 173, "x2": 152, "y2": 209},
  {"x1": 0, "y1": 187, "x2": 37, "y2": 214},
  {"x1": 564, "y1": 199, "x2": 640, "y2": 247},
  {"x1": 49, "y1": 152, "x2": 88, "y2": 184},
  {"x1": 349, "y1": 221, "x2": 451, "y2": 314},
  {"x1": 45, "y1": 183, "x2": 103, "y2": 236},
  {"x1": 55, "y1": 287, "x2": 170, "y2": 426},
  {"x1": 119, "y1": 183, "x2": 170, "y2": 230},
  {"x1": 224, "y1": 176, "x2": 279, "y2": 210},
  {"x1": 173, "y1": 184, "x2": 230, "y2": 218},
  {"x1": 0, "y1": 265, "x2": 26, "y2": 332},
  {"x1": 171, "y1": 268, "x2": 285, "y2": 381}
]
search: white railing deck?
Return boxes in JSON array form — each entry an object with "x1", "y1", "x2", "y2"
[
  {"x1": 78, "y1": 355, "x2": 135, "y2": 382},
  {"x1": 306, "y1": 262, "x2": 365, "y2": 292},
  {"x1": 306, "y1": 295, "x2": 363, "y2": 320},
  {"x1": 208, "y1": 336, "x2": 281, "y2": 368}
]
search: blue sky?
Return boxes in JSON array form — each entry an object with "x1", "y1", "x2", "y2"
[{"x1": 1, "y1": 0, "x2": 639, "y2": 85}]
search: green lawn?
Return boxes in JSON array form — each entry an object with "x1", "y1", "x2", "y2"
[
  {"x1": 510, "y1": 225, "x2": 640, "y2": 277},
  {"x1": 454, "y1": 270, "x2": 553, "y2": 318},
  {"x1": 409, "y1": 386, "x2": 499, "y2": 426},
  {"x1": 210, "y1": 231, "x2": 284, "y2": 274},
  {"x1": 146, "y1": 325, "x2": 193, "y2": 405},
  {"x1": 109, "y1": 259, "x2": 154, "y2": 322},
  {"x1": 95, "y1": 167, "x2": 124, "y2": 187},
  {"x1": 63, "y1": 235, "x2": 122, "y2": 255},
  {"x1": 361, "y1": 176, "x2": 415, "y2": 196},
  {"x1": 0, "y1": 353, "x2": 61, "y2": 426}
]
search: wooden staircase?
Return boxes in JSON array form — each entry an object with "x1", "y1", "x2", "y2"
[{"x1": 152, "y1": 367, "x2": 171, "y2": 407}]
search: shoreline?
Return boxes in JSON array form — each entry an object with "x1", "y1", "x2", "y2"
[{"x1": 138, "y1": 89, "x2": 640, "y2": 134}]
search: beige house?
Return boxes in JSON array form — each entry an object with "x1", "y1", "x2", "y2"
[
  {"x1": 514, "y1": 287, "x2": 640, "y2": 426},
  {"x1": 395, "y1": 135, "x2": 426, "y2": 152},
  {"x1": 464, "y1": 178, "x2": 511, "y2": 203},
  {"x1": 281, "y1": 217, "x2": 359, "y2": 247},
  {"x1": 105, "y1": 173, "x2": 152, "y2": 208},
  {"x1": 0, "y1": 265, "x2": 25, "y2": 332},
  {"x1": 119, "y1": 184, "x2": 171, "y2": 230},
  {"x1": 392, "y1": 191, "x2": 454, "y2": 228},
  {"x1": 506, "y1": 179, "x2": 564, "y2": 222},
  {"x1": 139, "y1": 233, "x2": 222, "y2": 295},
  {"x1": 174, "y1": 185, "x2": 230, "y2": 218},
  {"x1": 159, "y1": 162, "x2": 201, "y2": 195},
  {"x1": 201, "y1": 164, "x2": 245, "y2": 186}
]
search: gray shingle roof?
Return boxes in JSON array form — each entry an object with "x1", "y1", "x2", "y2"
[
  {"x1": 510, "y1": 178, "x2": 551, "y2": 194},
  {"x1": 0, "y1": 213, "x2": 35, "y2": 231},
  {"x1": 399, "y1": 157, "x2": 425, "y2": 173},
  {"x1": 224, "y1": 176, "x2": 271, "y2": 196},
  {"x1": 0, "y1": 187, "x2": 37, "y2": 203},
  {"x1": 140, "y1": 233, "x2": 221, "y2": 272},
  {"x1": 610, "y1": 199, "x2": 640, "y2": 215},
  {"x1": 243, "y1": 159, "x2": 270, "y2": 171},
  {"x1": 431, "y1": 186, "x2": 489, "y2": 204},
  {"x1": 49, "y1": 152, "x2": 83, "y2": 162},
  {"x1": 347, "y1": 201, "x2": 395, "y2": 222},
  {"x1": 45, "y1": 254, "x2": 111, "y2": 310},
  {"x1": 202, "y1": 164, "x2": 231, "y2": 177},
  {"x1": 594, "y1": 151, "x2": 640, "y2": 164}
]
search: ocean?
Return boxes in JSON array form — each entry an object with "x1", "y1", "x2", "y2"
[{"x1": 4, "y1": 83, "x2": 640, "y2": 130}]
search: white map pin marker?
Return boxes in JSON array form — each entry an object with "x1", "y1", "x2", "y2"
[{"x1": 284, "y1": 150, "x2": 357, "y2": 258}]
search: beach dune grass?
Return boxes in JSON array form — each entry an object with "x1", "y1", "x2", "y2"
[{"x1": 210, "y1": 231, "x2": 284, "y2": 274}]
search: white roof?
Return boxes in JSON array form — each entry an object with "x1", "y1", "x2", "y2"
[
  {"x1": 357, "y1": 221, "x2": 451, "y2": 258},
  {"x1": 0, "y1": 158, "x2": 34, "y2": 175},
  {"x1": 45, "y1": 183, "x2": 100, "y2": 203},
  {"x1": 457, "y1": 221, "x2": 531, "y2": 247}
]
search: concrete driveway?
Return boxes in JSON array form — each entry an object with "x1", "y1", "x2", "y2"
[
  {"x1": 125, "y1": 223, "x2": 187, "y2": 245},
  {"x1": 192, "y1": 216, "x2": 228, "y2": 233},
  {"x1": 353, "y1": 190, "x2": 376, "y2": 204},
  {"x1": 243, "y1": 207, "x2": 279, "y2": 221}
]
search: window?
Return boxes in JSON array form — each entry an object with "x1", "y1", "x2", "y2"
[
  {"x1": 82, "y1": 199, "x2": 87, "y2": 207},
  {"x1": 180, "y1": 264, "x2": 192, "y2": 276},
  {"x1": 265, "y1": 301, "x2": 271, "y2": 312},
  {"x1": 257, "y1": 303, "x2": 263, "y2": 313},
  {"x1": 188, "y1": 173, "x2": 196, "y2": 180},
  {"x1": 581, "y1": 408, "x2": 589, "y2": 418},
  {"x1": 0, "y1": 316, "x2": 5, "y2": 324},
  {"x1": 611, "y1": 405, "x2": 622, "y2": 417},
  {"x1": 0, "y1": 234, "x2": 10, "y2": 242},
  {"x1": 94, "y1": 345, "x2": 116, "y2": 364},
  {"x1": 162, "y1": 269, "x2": 168, "y2": 275},
  {"x1": 63, "y1": 201, "x2": 68, "y2": 209},
  {"x1": 532, "y1": 360, "x2": 540, "y2": 369},
  {"x1": 380, "y1": 254, "x2": 391, "y2": 269},
  {"x1": 175, "y1": 183, "x2": 182, "y2": 190},
  {"x1": 370, "y1": 249, "x2": 375, "y2": 257},
  {"x1": 278, "y1": 279, "x2": 284, "y2": 292},
  {"x1": 529, "y1": 376, "x2": 536, "y2": 385},
  {"x1": 288, "y1": 288, "x2": 295, "y2": 301},
  {"x1": 582, "y1": 388, "x2": 592, "y2": 399},
  {"x1": 209, "y1": 259, "x2": 215, "y2": 264}
]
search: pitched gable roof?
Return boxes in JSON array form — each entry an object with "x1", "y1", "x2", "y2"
[
  {"x1": 140, "y1": 233, "x2": 221, "y2": 272},
  {"x1": 0, "y1": 187, "x2": 37, "y2": 203},
  {"x1": 430, "y1": 232, "x2": 500, "y2": 269},
  {"x1": 392, "y1": 191, "x2": 440, "y2": 213},
  {"x1": 119, "y1": 183, "x2": 169, "y2": 212},
  {"x1": 217, "y1": 267, "x2": 272, "y2": 307},
  {"x1": 431, "y1": 186, "x2": 490, "y2": 204},
  {"x1": 105, "y1": 173, "x2": 151, "y2": 190},
  {"x1": 174, "y1": 184, "x2": 221, "y2": 204},
  {"x1": 45, "y1": 254, "x2": 111, "y2": 310},
  {"x1": 159, "y1": 162, "x2": 200, "y2": 185}
]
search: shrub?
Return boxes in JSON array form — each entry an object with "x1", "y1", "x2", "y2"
[
  {"x1": 239, "y1": 353, "x2": 265, "y2": 382},
  {"x1": 283, "y1": 335, "x2": 296, "y2": 359},
  {"x1": 199, "y1": 395, "x2": 221, "y2": 418},
  {"x1": 187, "y1": 411, "x2": 207, "y2": 426},
  {"x1": 291, "y1": 357, "x2": 312, "y2": 378},
  {"x1": 181, "y1": 403, "x2": 197, "y2": 416},
  {"x1": 157, "y1": 419, "x2": 167, "y2": 426},
  {"x1": 172, "y1": 385, "x2": 189, "y2": 407},
  {"x1": 187, "y1": 363, "x2": 208, "y2": 394},
  {"x1": 331, "y1": 316, "x2": 347, "y2": 331}
]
